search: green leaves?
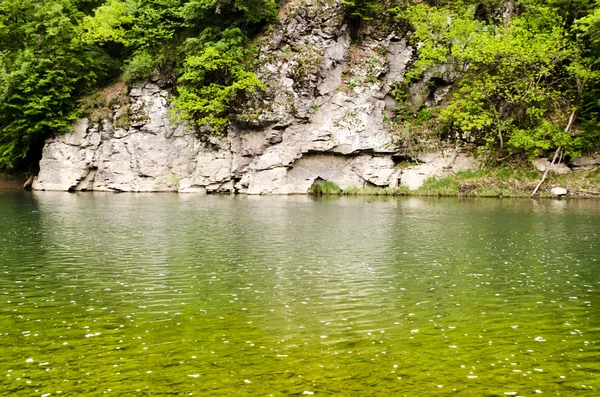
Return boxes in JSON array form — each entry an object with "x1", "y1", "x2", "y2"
[
  {"x1": 76, "y1": 0, "x2": 276, "y2": 133},
  {"x1": 402, "y1": 4, "x2": 483, "y2": 81},
  {"x1": 342, "y1": 0, "x2": 381, "y2": 21},
  {"x1": 181, "y1": 0, "x2": 277, "y2": 26},
  {"x1": 78, "y1": 0, "x2": 134, "y2": 45}
]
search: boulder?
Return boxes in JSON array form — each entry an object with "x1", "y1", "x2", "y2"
[
  {"x1": 551, "y1": 187, "x2": 568, "y2": 197},
  {"x1": 570, "y1": 154, "x2": 600, "y2": 168}
]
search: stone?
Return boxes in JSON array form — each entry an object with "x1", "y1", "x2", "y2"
[
  {"x1": 23, "y1": 175, "x2": 34, "y2": 190},
  {"x1": 551, "y1": 187, "x2": 568, "y2": 197},
  {"x1": 385, "y1": 39, "x2": 412, "y2": 84},
  {"x1": 570, "y1": 154, "x2": 600, "y2": 168},
  {"x1": 401, "y1": 165, "x2": 441, "y2": 191}
]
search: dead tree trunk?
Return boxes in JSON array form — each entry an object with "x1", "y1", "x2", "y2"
[{"x1": 503, "y1": 0, "x2": 515, "y2": 27}]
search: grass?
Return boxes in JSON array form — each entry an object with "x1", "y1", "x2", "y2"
[
  {"x1": 413, "y1": 167, "x2": 600, "y2": 198},
  {"x1": 309, "y1": 181, "x2": 342, "y2": 195},
  {"x1": 416, "y1": 176, "x2": 459, "y2": 196}
]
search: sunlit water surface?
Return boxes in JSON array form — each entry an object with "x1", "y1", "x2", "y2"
[{"x1": 0, "y1": 192, "x2": 599, "y2": 396}]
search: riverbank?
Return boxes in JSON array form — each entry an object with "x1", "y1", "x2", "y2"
[
  {"x1": 310, "y1": 167, "x2": 600, "y2": 198},
  {"x1": 8, "y1": 166, "x2": 600, "y2": 198}
]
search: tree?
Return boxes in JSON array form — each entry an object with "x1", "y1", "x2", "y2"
[{"x1": 0, "y1": 0, "x2": 113, "y2": 169}]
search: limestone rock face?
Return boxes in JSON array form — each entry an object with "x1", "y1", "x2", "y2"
[
  {"x1": 33, "y1": 0, "x2": 479, "y2": 194},
  {"x1": 34, "y1": 82, "x2": 229, "y2": 193}
]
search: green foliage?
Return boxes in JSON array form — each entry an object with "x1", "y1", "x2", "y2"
[
  {"x1": 575, "y1": 0, "x2": 600, "y2": 146},
  {"x1": 181, "y1": 0, "x2": 277, "y2": 26},
  {"x1": 122, "y1": 50, "x2": 157, "y2": 82},
  {"x1": 72, "y1": 0, "x2": 278, "y2": 133},
  {"x1": 2, "y1": 0, "x2": 599, "y2": 171},
  {"x1": 0, "y1": 0, "x2": 115, "y2": 169},
  {"x1": 172, "y1": 28, "x2": 266, "y2": 134},
  {"x1": 0, "y1": 56, "x2": 8, "y2": 103},
  {"x1": 78, "y1": 0, "x2": 134, "y2": 45},
  {"x1": 418, "y1": 108, "x2": 433, "y2": 121},
  {"x1": 402, "y1": 4, "x2": 482, "y2": 82}
]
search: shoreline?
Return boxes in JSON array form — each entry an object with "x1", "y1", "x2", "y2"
[
  {"x1": 11, "y1": 189, "x2": 600, "y2": 199},
  {"x1": 7, "y1": 167, "x2": 600, "y2": 199}
]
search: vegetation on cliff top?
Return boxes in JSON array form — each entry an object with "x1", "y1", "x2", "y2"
[
  {"x1": 0, "y1": 0, "x2": 277, "y2": 170},
  {"x1": 394, "y1": 0, "x2": 600, "y2": 162},
  {"x1": 0, "y1": 0, "x2": 598, "y2": 172}
]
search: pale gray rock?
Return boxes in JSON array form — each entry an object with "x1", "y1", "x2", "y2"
[
  {"x1": 570, "y1": 154, "x2": 600, "y2": 168},
  {"x1": 386, "y1": 39, "x2": 412, "y2": 84},
  {"x1": 246, "y1": 168, "x2": 288, "y2": 195},
  {"x1": 551, "y1": 187, "x2": 568, "y2": 197},
  {"x1": 23, "y1": 175, "x2": 34, "y2": 190}
]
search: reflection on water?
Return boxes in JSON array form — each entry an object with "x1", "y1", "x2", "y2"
[{"x1": 0, "y1": 192, "x2": 599, "y2": 396}]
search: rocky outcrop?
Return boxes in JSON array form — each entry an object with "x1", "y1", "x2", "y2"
[
  {"x1": 570, "y1": 153, "x2": 600, "y2": 170},
  {"x1": 532, "y1": 158, "x2": 571, "y2": 175},
  {"x1": 33, "y1": 0, "x2": 478, "y2": 194}
]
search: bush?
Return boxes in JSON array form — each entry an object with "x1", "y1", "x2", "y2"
[{"x1": 123, "y1": 51, "x2": 158, "y2": 83}]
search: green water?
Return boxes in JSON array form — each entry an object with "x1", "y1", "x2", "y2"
[{"x1": 0, "y1": 192, "x2": 599, "y2": 396}]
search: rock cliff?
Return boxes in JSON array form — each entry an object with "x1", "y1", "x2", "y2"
[{"x1": 33, "y1": 0, "x2": 477, "y2": 194}]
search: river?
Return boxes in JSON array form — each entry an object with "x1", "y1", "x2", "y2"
[{"x1": 0, "y1": 191, "x2": 599, "y2": 396}]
